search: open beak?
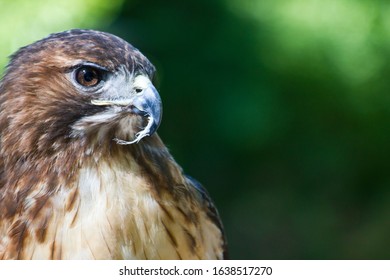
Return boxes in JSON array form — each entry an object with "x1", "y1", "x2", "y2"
[{"x1": 91, "y1": 81, "x2": 162, "y2": 144}]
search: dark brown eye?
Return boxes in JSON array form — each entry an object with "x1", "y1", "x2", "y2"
[{"x1": 75, "y1": 66, "x2": 102, "y2": 87}]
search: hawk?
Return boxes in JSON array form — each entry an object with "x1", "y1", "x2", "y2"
[{"x1": 0, "y1": 29, "x2": 227, "y2": 259}]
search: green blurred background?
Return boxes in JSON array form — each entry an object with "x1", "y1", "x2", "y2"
[{"x1": 1, "y1": 0, "x2": 390, "y2": 259}]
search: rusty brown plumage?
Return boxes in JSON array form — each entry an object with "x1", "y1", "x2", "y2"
[{"x1": 0, "y1": 29, "x2": 227, "y2": 260}]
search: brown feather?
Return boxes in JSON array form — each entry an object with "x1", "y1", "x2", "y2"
[{"x1": 0, "y1": 29, "x2": 227, "y2": 259}]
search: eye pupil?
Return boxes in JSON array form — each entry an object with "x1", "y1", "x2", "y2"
[
  {"x1": 83, "y1": 69, "x2": 95, "y2": 82},
  {"x1": 75, "y1": 66, "x2": 101, "y2": 87}
]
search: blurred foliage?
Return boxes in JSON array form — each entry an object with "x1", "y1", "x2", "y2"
[
  {"x1": 0, "y1": 0, "x2": 123, "y2": 68},
  {"x1": 2, "y1": 0, "x2": 390, "y2": 259}
]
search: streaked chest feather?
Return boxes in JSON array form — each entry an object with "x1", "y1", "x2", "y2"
[{"x1": 1, "y1": 159, "x2": 223, "y2": 259}]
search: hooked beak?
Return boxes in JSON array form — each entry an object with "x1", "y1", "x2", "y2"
[{"x1": 91, "y1": 79, "x2": 162, "y2": 144}]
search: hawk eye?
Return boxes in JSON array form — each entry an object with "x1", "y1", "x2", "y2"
[{"x1": 75, "y1": 66, "x2": 102, "y2": 87}]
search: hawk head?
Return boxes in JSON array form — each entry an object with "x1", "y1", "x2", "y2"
[
  {"x1": 0, "y1": 29, "x2": 162, "y2": 161},
  {"x1": 0, "y1": 30, "x2": 227, "y2": 260}
]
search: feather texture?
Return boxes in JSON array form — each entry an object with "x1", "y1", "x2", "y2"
[{"x1": 0, "y1": 29, "x2": 227, "y2": 259}]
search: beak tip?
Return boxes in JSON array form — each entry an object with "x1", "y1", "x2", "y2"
[{"x1": 120, "y1": 85, "x2": 162, "y2": 144}]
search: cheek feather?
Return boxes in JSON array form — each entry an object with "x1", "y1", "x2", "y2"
[{"x1": 71, "y1": 108, "x2": 145, "y2": 147}]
